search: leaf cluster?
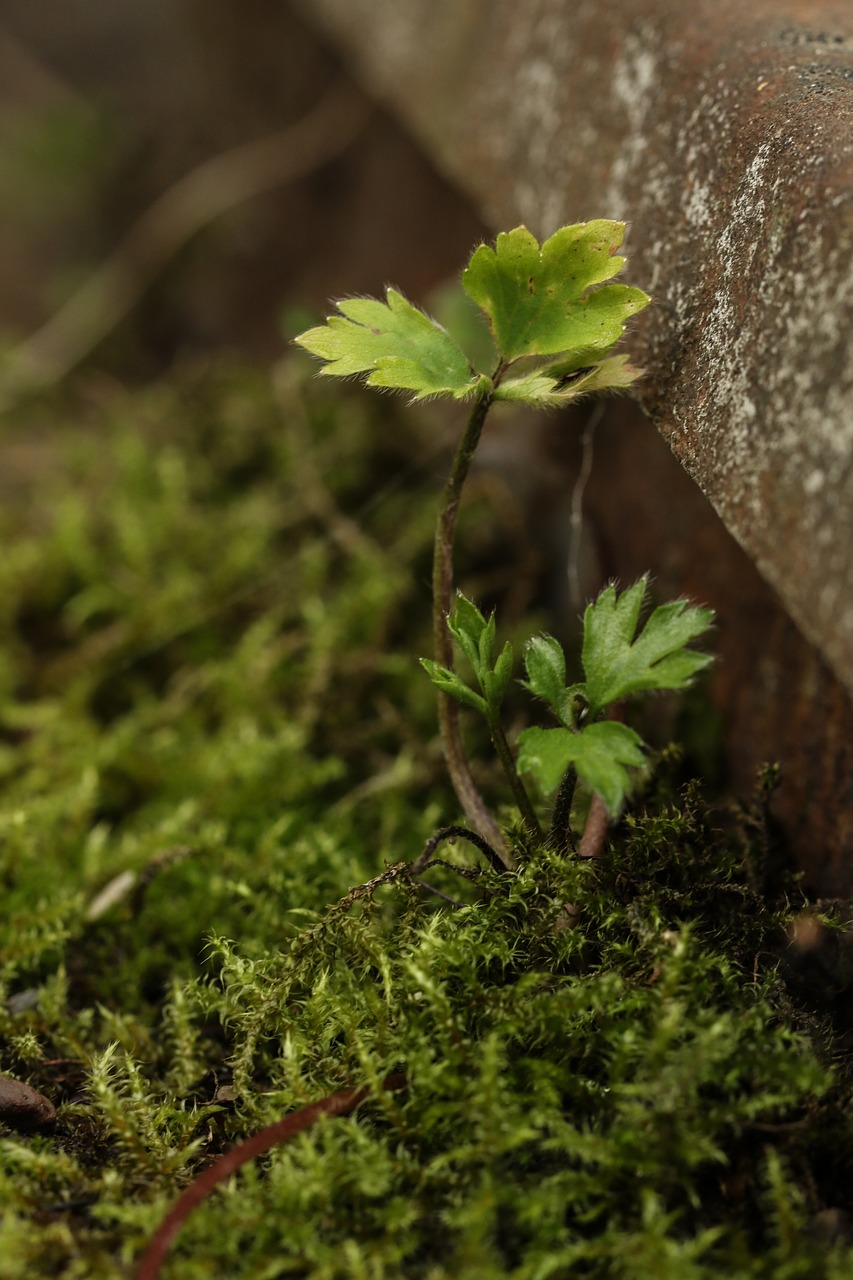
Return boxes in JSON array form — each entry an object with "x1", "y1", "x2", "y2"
[
  {"x1": 424, "y1": 579, "x2": 714, "y2": 819},
  {"x1": 420, "y1": 594, "x2": 512, "y2": 725},
  {"x1": 295, "y1": 222, "x2": 650, "y2": 406},
  {"x1": 518, "y1": 578, "x2": 714, "y2": 812}
]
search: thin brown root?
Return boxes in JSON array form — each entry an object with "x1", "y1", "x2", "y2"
[{"x1": 134, "y1": 1073, "x2": 407, "y2": 1280}]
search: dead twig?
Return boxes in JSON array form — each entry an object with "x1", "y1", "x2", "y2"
[
  {"x1": 134, "y1": 1073, "x2": 406, "y2": 1280},
  {"x1": 411, "y1": 824, "x2": 505, "y2": 876},
  {"x1": 567, "y1": 401, "x2": 604, "y2": 613}
]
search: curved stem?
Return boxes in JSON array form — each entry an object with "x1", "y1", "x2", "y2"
[
  {"x1": 433, "y1": 386, "x2": 512, "y2": 867},
  {"x1": 412, "y1": 823, "x2": 504, "y2": 874}
]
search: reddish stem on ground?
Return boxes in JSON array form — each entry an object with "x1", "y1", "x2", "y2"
[{"x1": 135, "y1": 1074, "x2": 407, "y2": 1280}]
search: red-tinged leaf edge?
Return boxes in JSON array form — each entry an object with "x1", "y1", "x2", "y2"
[{"x1": 134, "y1": 1073, "x2": 408, "y2": 1280}]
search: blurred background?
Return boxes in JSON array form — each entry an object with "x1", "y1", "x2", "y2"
[{"x1": 0, "y1": 0, "x2": 484, "y2": 386}]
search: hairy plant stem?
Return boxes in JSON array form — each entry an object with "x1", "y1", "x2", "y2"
[
  {"x1": 487, "y1": 714, "x2": 544, "y2": 844},
  {"x1": 433, "y1": 379, "x2": 516, "y2": 868},
  {"x1": 548, "y1": 766, "x2": 577, "y2": 853}
]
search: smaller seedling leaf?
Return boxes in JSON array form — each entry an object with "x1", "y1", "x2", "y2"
[
  {"x1": 551, "y1": 353, "x2": 646, "y2": 395},
  {"x1": 462, "y1": 223, "x2": 650, "y2": 362},
  {"x1": 446, "y1": 594, "x2": 515, "y2": 716},
  {"x1": 517, "y1": 720, "x2": 646, "y2": 813},
  {"x1": 521, "y1": 634, "x2": 582, "y2": 728},
  {"x1": 447, "y1": 594, "x2": 490, "y2": 677},
  {"x1": 492, "y1": 371, "x2": 566, "y2": 406},
  {"x1": 294, "y1": 288, "x2": 482, "y2": 400},
  {"x1": 420, "y1": 658, "x2": 488, "y2": 715},
  {"x1": 489, "y1": 639, "x2": 515, "y2": 705},
  {"x1": 583, "y1": 578, "x2": 714, "y2": 717},
  {"x1": 493, "y1": 354, "x2": 645, "y2": 406}
]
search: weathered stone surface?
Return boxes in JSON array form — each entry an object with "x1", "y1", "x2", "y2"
[{"x1": 297, "y1": 0, "x2": 853, "y2": 704}]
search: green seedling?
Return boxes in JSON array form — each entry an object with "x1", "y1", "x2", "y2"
[
  {"x1": 421, "y1": 592, "x2": 542, "y2": 841},
  {"x1": 296, "y1": 222, "x2": 713, "y2": 864},
  {"x1": 517, "y1": 578, "x2": 714, "y2": 816}
]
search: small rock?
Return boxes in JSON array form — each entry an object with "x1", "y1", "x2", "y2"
[
  {"x1": 813, "y1": 1208, "x2": 850, "y2": 1244},
  {"x1": 0, "y1": 1074, "x2": 57, "y2": 1130},
  {"x1": 6, "y1": 988, "x2": 39, "y2": 1015}
]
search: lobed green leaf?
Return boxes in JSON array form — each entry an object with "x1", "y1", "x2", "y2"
[
  {"x1": 462, "y1": 223, "x2": 650, "y2": 362},
  {"x1": 583, "y1": 579, "x2": 715, "y2": 717},
  {"x1": 444, "y1": 594, "x2": 515, "y2": 717},
  {"x1": 447, "y1": 594, "x2": 490, "y2": 677},
  {"x1": 517, "y1": 720, "x2": 646, "y2": 813},
  {"x1": 489, "y1": 639, "x2": 515, "y2": 706},
  {"x1": 521, "y1": 634, "x2": 582, "y2": 729},
  {"x1": 493, "y1": 354, "x2": 645, "y2": 407},
  {"x1": 294, "y1": 288, "x2": 482, "y2": 400}
]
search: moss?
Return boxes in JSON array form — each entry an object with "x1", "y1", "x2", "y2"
[{"x1": 0, "y1": 356, "x2": 852, "y2": 1277}]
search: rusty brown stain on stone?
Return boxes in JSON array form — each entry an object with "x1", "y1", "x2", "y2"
[{"x1": 0, "y1": 1074, "x2": 57, "y2": 1130}]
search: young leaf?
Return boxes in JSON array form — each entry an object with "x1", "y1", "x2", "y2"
[
  {"x1": 491, "y1": 370, "x2": 568, "y2": 406},
  {"x1": 523, "y1": 634, "x2": 566, "y2": 707},
  {"x1": 493, "y1": 355, "x2": 644, "y2": 407},
  {"x1": 517, "y1": 721, "x2": 646, "y2": 813},
  {"x1": 521, "y1": 635, "x2": 583, "y2": 729},
  {"x1": 543, "y1": 351, "x2": 640, "y2": 388},
  {"x1": 294, "y1": 288, "x2": 484, "y2": 400},
  {"x1": 462, "y1": 223, "x2": 650, "y2": 362},
  {"x1": 420, "y1": 658, "x2": 488, "y2": 715},
  {"x1": 444, "y1": 594, "x2": 515, "y2": 718},
  {"x1": 489, "y1": 639, "x2": 515, "y2": 706},
  {"x1": 582, "y1": 579, "x2": 714, "y2": 717},
  {"x1": 447, "y1": 593, "x2": 492, "y2": 678}
]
